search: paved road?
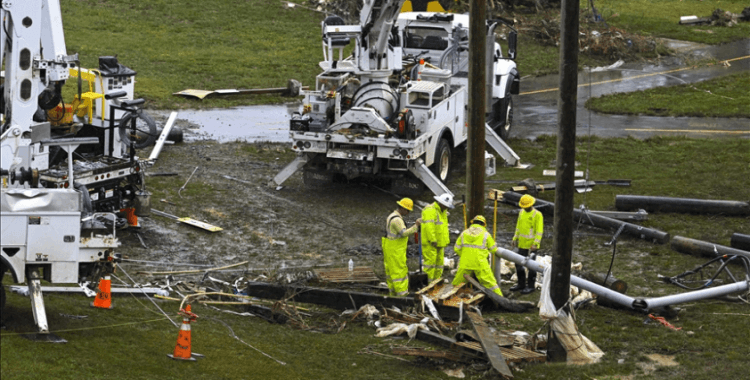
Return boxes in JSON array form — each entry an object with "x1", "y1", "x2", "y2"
[
  {"x1": 513, "y1": 39, "x2": 750, "y2": 139},
  {"x1": 177, "y1": 39, "x2": 749, "y2": 142}
]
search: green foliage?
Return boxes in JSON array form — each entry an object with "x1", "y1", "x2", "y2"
[{"x1": 585, "y1": 72, "x2": 750, "y2": 117}]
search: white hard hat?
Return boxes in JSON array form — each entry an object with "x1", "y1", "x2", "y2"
[{"x1": 434, "y1": 193, "x2": 454, "y2": 209}]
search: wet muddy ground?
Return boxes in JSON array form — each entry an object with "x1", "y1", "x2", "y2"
[
  {"x1": 120, "y1": 139, "x2": 473, "y2": 283},
  {"x1": 118, "y1": 137, "x2": 695, "y2": 301},
  {"x1": 121, "y1": 39, "x2": 750, "y2": 289}
]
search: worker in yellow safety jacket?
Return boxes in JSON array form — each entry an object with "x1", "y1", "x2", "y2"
[
  {"x1": 511, "y1": 194, "x2": 544, "y2": 294},
  {"x1": 382, "y1": 198, "x2": 421, "y2": 296},
  {"x1": 452, "y1": 215, "x2": 503, "y2": 296},
  {"x1": 420, "y1": 193, "x2": 454, "y2": 281}
]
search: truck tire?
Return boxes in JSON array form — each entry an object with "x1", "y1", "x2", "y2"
[
  {"x1": 497, "y1": 97, "x2": 513, "y2": 140},
  {"x1": 431, "y1": 138, "x2": 451, "y2": 182},
  {"x1": 119, "y1": 110, "x2": 158, "y2": 149}
]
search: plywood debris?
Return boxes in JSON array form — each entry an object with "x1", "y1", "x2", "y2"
[{"x1": 314, "y1": 266, "x2": 379, "y2": 283}]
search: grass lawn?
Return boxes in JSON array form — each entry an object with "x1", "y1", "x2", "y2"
[
  {"x1": 58, "y1": 1, "x2": 750, "y2": 110},
  {"x1": 3, "y1": 136, "x2": 749, "y2": 380},
  {"x1": 586, "y1": 71, "x2": 750, "y2": 117},
  {"x1": 594, "y1": 0, "x2": 750, "y2": 44}
]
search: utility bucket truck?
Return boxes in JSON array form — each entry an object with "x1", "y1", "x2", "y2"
[
  {"x1": 273, "y1": 0, "x2": 521, "y2": 197},
  {"x1": 1, "y1": 0, "x2": 152, "y2": 340}
]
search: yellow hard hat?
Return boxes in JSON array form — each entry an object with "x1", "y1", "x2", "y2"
[
  {"x1": 397, "y1": 198, "x2": 414, "y2": 211},
  {"x1": 519, "y1": 194, "x2": 536, "y2": 208},
  {"x1": 471, "y1": 215, "x2": 486, "y2": 225}
]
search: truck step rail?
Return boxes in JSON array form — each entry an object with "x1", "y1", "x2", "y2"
[
  {"x1": 272, "y1": 153, "x2": 317, "y2": 187},
  {"x1": 409, "y1": 159, "x2": 454, "y2": 198},
  {"x1": 484, "y1": 123, "x2": 519, "y2": 167}
]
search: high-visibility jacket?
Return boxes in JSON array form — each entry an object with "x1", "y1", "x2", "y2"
[
  {"x1": 420, "y1": 202, "x2": 450, "y2": 247},
  {"x1": 512, "y1": 208, "x2": 543, "y2": 249},
  {"x1": 382, "y1": 210, "x2": 417, "y2": 295},
  {"x1": 454, "y1": 224, "x2": 498, "y2": 270}
]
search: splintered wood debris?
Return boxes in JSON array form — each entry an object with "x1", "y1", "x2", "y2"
[{"x1": 314, "y1": 266, "x2": 379, "y2": 283}]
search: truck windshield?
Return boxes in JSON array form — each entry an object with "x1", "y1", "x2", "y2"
[{"x1": 404, "y1": 27, "x2": 449, "y2": 51}]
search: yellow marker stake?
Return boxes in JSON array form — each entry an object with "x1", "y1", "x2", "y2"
[
  {"x1": 462, "y1": 203, "x2": 467, "y2": 230},
  {"x1": 492, "y1": 190, "x2": 498, "y2": 269}
]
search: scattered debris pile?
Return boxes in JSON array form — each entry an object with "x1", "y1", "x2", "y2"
[
  {"x1": 306, "y1": 0, "x2": 363, "y2": 23},
  {"x1": 680, "y1": 8, "x2": 750, "y2": 26},
  {"x1": 514, "y1": 12, "x2": 659, "y2": 60}
]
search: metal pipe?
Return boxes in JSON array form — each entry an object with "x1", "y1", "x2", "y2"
[
  {"x1": 671, "y1": 235, "x2": 750, "y2": 261},
  {"x1": 148, "y1": 111, "x2": 178, "y2": 163},
  {"x1": 495, "y1": 247, "x2": 637, "y2": 309},
  {"x1": 635, "y1": 281, "x2": 749, "y2": 310},
  {"x1": 503, "y1": 191, "x2": 670, "y2": 244},
  {"x1": 615, "y1": 195, "x2": 750, "y2": 216},
  {"x1": 731, "y1": 233, "x2": 750, "y2": 251},
  {"x1": 497, "y1": 246, "x2": 750, "y2": 311}
]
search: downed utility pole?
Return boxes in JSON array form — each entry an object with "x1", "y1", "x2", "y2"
[
  {"x1": 462, "y1": 274, "x2": 534, "y2": 312},
  {"x1": 502, "y1": 191, "x2": 670, "y2": 244},
  {"x1": 671, "y1": 236, "x2": 750, "y2": 262},
  {"x1": 615, "y1": 195, "x2": 750, "y2": 216},
  {"x1": 732, "y1": 233, "x2": 750, "y2": 251},
  {"x1": 243, "y1": 281, "x2": 466, "y2": 320}
]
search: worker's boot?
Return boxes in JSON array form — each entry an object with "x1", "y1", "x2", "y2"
[
  {"x1": 522, "y1": 268, "x2": 537, "y2": 294},
  {"x1": 521, "y1": 255, "x2": 537, "y2": 294},
  {"x1": 510, "y1": 268, "x2": 526, "y2": 291}
]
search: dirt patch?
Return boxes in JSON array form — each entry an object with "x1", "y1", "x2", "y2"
[{"x1": 120, "y1": 140, "x2": 492, "y2": 284}]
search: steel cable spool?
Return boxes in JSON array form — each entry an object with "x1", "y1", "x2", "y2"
[{"x1": 118, "y1": 110, "x2": 158, "y2": 149}]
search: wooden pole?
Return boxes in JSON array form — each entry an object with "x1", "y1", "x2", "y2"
[
  {"x1": 548, "y1": 0, "x2": 580, "y2": 363},
  {"x1": 466, "y1": 0, "x2": 487, "y2": 222}
]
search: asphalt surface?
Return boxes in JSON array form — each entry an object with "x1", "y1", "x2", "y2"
[
  {"x1": 514, "y1": 39, "x2": 750, "y2": 139},
  {"x1": 175, "y1": 39, "x2": 750, "y2": 142}
]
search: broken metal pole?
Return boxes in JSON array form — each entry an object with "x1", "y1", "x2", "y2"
[
  {"x1": 633, "y1": 281, "x2": 750, "y2": 310},
  {"x1": 147, "y1": 111, "x2": 178, "y2": 163},
  {"x1": 670, "y1": 236, "x2": 750, "y2": 262},
  {"x1": 731, "y1": 233, "x2": 750, "y2": 251},
  {"x1": 495, "y1": 247, "x2": 637, "y2": 309},
  {"x1": 497, "y1": 247, "x2": 750, "y2": 311},
  {"x1": 615, "y1": 195, "x2": 750, "y2": 216},
  {"x1": 502, "y1": 191, "x2": 670, "y2": 244}
]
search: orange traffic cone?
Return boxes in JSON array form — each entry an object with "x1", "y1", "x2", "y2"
[
  {"x1": 91, "y1": 275, "x2": 113, "y2": 309},
  {"x1": 167, "y1": 305, "x2": 204, "y2": 361},
  {"x1": 120, "y1": 207, "x2": 138, "y2": 227}
]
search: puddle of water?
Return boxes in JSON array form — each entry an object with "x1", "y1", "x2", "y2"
[
  {"x1": 168, "y1": 39, "x2": 749, "y2": 143},
  {"x1": 179, "y1": 104, "x2": 300, "y2": 143}
]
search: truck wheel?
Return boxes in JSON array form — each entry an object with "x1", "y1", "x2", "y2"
[
  {"x1": 431, "y1": 138, "x2": 451, "y2": 182},
  {"x1": 497, "y1": 98, "x2": 513, "y2": 140}
]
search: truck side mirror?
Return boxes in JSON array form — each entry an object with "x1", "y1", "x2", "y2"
[{"x1": 507, "y1": 31, "x2": 517, "y2": 60}]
